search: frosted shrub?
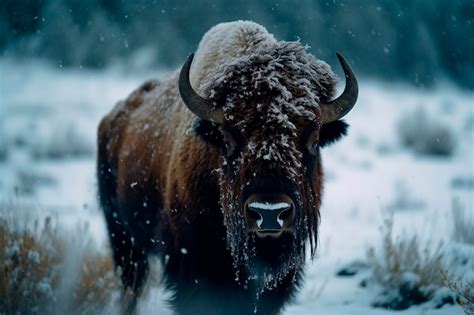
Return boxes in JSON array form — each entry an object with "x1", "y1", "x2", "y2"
[
  {"x1": 0, "y1": 215, "x2": 119, "y2": 314},
  {"x1": 386, "y1": 181, "x2": 425, "y2": 212},
  {"x1": 366, "y1": 218, "x2": 445, "y2": 310},
  {"x1": 31, "y1": 123, "x2": 94, "y2": 159},
  {"x1": 0, "y1": 217, "x2": 62, "y2": 314},
  {"x1": 0, "y1": 138, "x2": 7, "y2": 161},
  {"x1": 398, "y1": 107, "x2": 456, "y2": 156},
  {"x1": 14, "y1": 169, "x2": 55, "y2": 196}
]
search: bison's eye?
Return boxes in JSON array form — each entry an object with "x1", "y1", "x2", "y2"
[
  {"x1": 308, "y1": 140, "x2": 319, "y2": 155},
  {"x1": 222, "y1": 130, "x2": 238, "y2": 157},
  {"x1": 305, "y1": 129, "x2": 320, "y2": 156},
  {"x1": 224, "y1": 141, "x2": 236, "y2": 156}
]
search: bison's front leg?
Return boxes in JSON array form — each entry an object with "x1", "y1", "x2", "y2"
[
  {"x1": 115, "y1": 231, "x2": 150, "y2": 314},
  {"x1": 102, "y1": 204, "x2": 151, "y2": 314}
]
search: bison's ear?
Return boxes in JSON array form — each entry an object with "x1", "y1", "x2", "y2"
[
  {"x1": 319, "y1": 120, "x2": 349, "y2": 148},
  {"x1": 193, "y1": 119, "x2": 224, "y2": 148}
]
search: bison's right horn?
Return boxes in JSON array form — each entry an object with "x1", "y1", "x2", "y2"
[
  {"x1": 179, "y1": 53, "x2": 224, "y2": 124},
  {"x1": 320, "y1": 53, "x2": 358, "y2": 124}
]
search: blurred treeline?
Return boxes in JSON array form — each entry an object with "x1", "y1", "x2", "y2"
[{"x1": 1, "y1": 0, "x2": 473, "y2": 88}]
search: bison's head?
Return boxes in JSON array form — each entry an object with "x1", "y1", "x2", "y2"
[{"x1": 179, "y1": 42, "x2": 358, "y2": 289}]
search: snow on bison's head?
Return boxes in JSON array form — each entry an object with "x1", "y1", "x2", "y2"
[{"x1": 179, "y1": 40, "x2": 358, "y2": 289}]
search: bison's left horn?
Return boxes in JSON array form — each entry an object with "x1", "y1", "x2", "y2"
[
  {"x1": 179, "y1": 53, "x2": 224, "y2": 124},
  {"x1": 320, "y1": 53, "x2": 358, "y2": 124}
]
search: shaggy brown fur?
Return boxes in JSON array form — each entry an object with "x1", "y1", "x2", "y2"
[{"x1": 98, "y1": 38, "x2": 350, "y2": 315}]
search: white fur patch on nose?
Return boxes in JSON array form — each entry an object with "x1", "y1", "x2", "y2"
[{"x1": 248, "y1": 202, "x2": 290, "y2": 211}]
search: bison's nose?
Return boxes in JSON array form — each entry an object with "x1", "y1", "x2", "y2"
[{"x1": 245, "y1": 194, "x2": 295, "y2": 237}]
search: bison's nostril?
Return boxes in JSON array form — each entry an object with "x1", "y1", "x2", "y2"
[
  {"x1": 247, "y1": 208, "x2": 263, "y2": 228},
  {"x1": 277, "y1": 207, "x2": 292, "y2": 227}
]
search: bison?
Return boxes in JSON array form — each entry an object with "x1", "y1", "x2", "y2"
[{"x1": 97, "y1": 21, "x2": 358, "y2": 314}]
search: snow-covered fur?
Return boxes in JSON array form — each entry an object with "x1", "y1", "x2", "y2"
[
  {"x1": 98, "y1": 20, "x2": 346, "y2": 315},
  {"x1": 190, "y1": 20, "x2": 336, "y2": 101},
  {"x1": 190, "y1": 21, "x2": 277, "y2": 90}
]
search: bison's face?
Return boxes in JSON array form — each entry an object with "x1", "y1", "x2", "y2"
[
  {"x1": 216, "y1": 108, "x2": 323, "y2": 241},
  {"x1": 179, "y1": 45, "x2": 358, "y2": 287}
]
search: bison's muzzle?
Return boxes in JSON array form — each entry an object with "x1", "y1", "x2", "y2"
[{"x1": 245, "y1": 193, "x2": 295, "y2": 238}]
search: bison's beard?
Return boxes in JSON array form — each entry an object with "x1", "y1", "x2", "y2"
[
  {"x1": 222, "y1": 210, "x2": 306, "y2": 293},
  {"x1": 246, "y1": 231, "x2": 305, "y2": 292},
  {"x1": 219, "y1": 175, "x2": 318, "y2": 293}
]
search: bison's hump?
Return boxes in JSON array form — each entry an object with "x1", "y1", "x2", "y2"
[{"x1": 190, "y1": 20, "x2": 277, "y2": 91}]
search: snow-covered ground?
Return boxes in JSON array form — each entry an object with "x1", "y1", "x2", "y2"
[{"x1": 0, "y1": 58, "x2": 472, "y2": 314}]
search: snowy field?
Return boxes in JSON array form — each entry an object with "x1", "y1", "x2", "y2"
[{"x1": 0, "y1": 58, "x2": 472, "y2": 314}]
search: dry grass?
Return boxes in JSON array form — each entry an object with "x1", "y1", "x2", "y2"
[
  {"x1": 71, "y1": 253, "x2": 119, "y2": 314},
  {"x1": 0, "y1": 215, "x2": 119, "y2": 314},
  {"x1": 452, "y1": 199, "x2": 474, "y2": 245},
  {"x1": 441, "y1": 199, "x2": 474, "y2": 314},
  {"x1": 442, "y1": 271, "x2": 474, "y2": 315},
  {"x1": 366, "y1": 218, "x2": 445, "y2": 310}
]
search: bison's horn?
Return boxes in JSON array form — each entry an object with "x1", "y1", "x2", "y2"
[
  {"x1": 179, "y1": 53, "x2": 224, "y2": 124},
  {"x1": 320, "y1": 53, "x2": 358, "y2": 124}
]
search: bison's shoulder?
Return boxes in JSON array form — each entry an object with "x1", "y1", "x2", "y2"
[{"x1": 97, "y1": 73, "x2": 192, "y2": 204}]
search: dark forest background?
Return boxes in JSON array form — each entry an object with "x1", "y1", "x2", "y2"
[{"x1": 1, "y1": 0, "x2": 473, "y2": 88}]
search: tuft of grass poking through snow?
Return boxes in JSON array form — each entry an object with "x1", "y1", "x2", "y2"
[
  {"x1": 366, "y1": 218, "x2": 445, "y2": 310},
  {"x1": 442, "y1": 270, "x2": 474, "y2": 315}
]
